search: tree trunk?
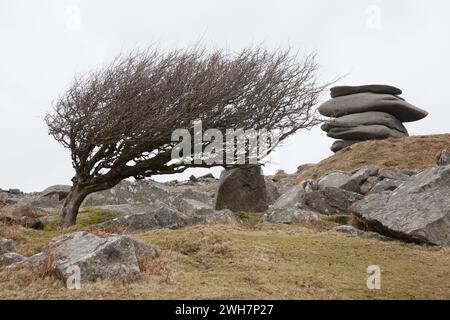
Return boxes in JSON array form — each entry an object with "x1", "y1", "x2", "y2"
[{"x1": 59, "y1": 184, "x2": 89, "y2": 228}]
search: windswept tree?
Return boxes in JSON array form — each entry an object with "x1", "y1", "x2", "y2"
[{"x1": 46, "y1": 46, "x2": 329, "y2": 227}]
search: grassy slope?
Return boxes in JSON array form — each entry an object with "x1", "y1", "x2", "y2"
[
  {"x1": 1, "y1": 220, "x2": 449, "y2": 299},
  {"x1": 294, "y1": 134, "x2": 450, "y2": 183}
]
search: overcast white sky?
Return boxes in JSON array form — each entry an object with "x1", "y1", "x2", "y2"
[{"x1": 1, "y1": 0, "x2": 449, "y2": 192}]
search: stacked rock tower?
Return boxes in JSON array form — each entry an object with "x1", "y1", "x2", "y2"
[{"x1": 318, "y1": 84, "x2": 428, "y2": 153}]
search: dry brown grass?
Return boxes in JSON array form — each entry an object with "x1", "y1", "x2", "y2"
[
  {"x1": 188, "y1": 181, "x2": 218, "y2": 193},
  {"x1": 294, "y1": 134, "x2": 450, "y2": 184}
]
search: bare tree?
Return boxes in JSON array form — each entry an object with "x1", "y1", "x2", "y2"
[{"x1": 46, "y1": 46, "x2": 329, "y2": 227}]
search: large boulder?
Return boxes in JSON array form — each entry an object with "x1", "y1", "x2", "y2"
[
  {"x1": 299, "y1": 187, "x2": 363, "y2": 215},
  {"x1": 318, "y1": 93, "x2": 428, "y2": 122},
  {"x1": 214, "y1": 166, "x2": 268, "y2": 212},
  {"x1": 97, "y1": 201, "x2": 236, "y2": 233},
  {"x1": 20, "y1": 216, "x2": 44, "y2": 230},
  {"x1": 46, "y1": 231, "x2": 159, "y2": 283},
  {"x1": 321, "y1": 111, "x2": 408, "y2": 133},
  {"x1": 330, "y1": 84, "x2": 402, "y2": 98},
  {"x1": 326, "y1": 124, "x2": 408, "y2": 140},
  {"x1": 83, "y1": 180, "x2": 172, "y2": 207},
  {"x1": 352, "y1": 165, "x2": 450, "y2": 245},
  {"x1": 317, "y1": 171, "x2": 360, "y2": 193},
  {"x1": 26, "y1": 185, "x2": 71, "y2": 209},
  {"x1": 97, "y1": 202, "x2": 186, "y2": 232}
]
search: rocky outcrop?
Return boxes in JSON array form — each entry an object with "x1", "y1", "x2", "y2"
[
  {"x1": 261, "y1": 178, "x2": 363, "y2": 224},
  {"x1": 319, "y1": 85, "x2": 428, "y2": 152},
  {"x1": 0, "y1": 189, "x2": 30, "y2": 206},
  {"x1": 2, "y1": 178, "x2": 223, "y2": 231},
  {"x1": 97, "y1": 201, "x2": 236, "y2": 233},
  {"x1": 214, "y1": 166, "x2": 268, "y2": 212},
  {"x1": 84, "y1": 180, "x2": 173, "y2": 207},
  {"x1": 319, "y1": 92, "x2": 428, "y2": 122},
  {"x1": 351, "y1": 165, "x2": 450, "y2": 245},
  {"x1": 97, "y1": 202, "x2": 185, "y2": 232},
  {"x1": 299, "y1": 187, "x2": 363, "y2": 215}
]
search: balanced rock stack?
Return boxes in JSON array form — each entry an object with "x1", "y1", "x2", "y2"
[{"x1": 318, "y1": 85, "x2": 428, "y2": 153}]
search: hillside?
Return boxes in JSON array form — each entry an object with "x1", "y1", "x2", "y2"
[
  {"x1": 1, "y1": 216, "x2": 449, "y2": 299},
  {"x1": 294, "y1": 134, "x2": 450, "y2": 183},
  {"x1": 1, "y1": 134, "x2": 450, "y2": 300}
]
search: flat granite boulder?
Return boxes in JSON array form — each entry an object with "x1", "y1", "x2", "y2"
[
  {"x1": 47, "y1": 231, "x2": 159, "y2": 283},
  {"x1": 97, "y1": 202, "x2": 186, "y2": 232},
  {"x1": 327, "y1": 124, "x2": 408, "y2": 140},
  {"x1": 352, "y1": 166, "x2": 450, "y2": 245},
  {"x1": 318, "y1": 93, "x2": 428, "y2": 122},
  {"x1": 330, "y1": 84, "x2": 402, "y2": 98},
  {"x1": 298, "y1": 187, "x2": 363, "y2": 215},
  {"x1": 321, "y1": 111, "x2": 408, "y2": 134}
]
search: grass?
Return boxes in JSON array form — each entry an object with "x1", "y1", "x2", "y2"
[
  {"x1": 0, "y1": 208, "x2": 121, "y2": 256},
  {"x1": 294, "y1": 134, "x2": 450, "y2": 183},
  {"x1": 1, "y1": 222, "x2": 449, "y2": 299},
  {"x1": 1, "y1": 134, "x2": 449, "y2": 299}
]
